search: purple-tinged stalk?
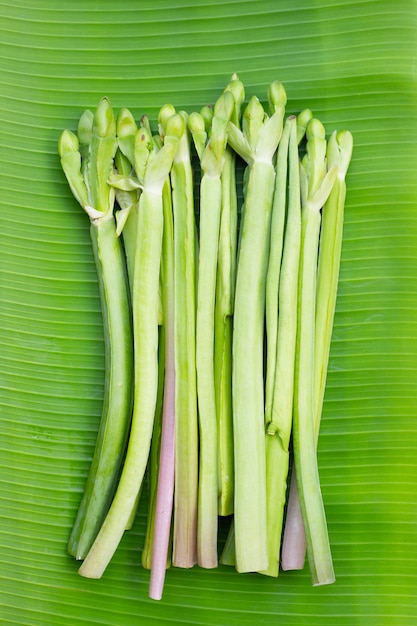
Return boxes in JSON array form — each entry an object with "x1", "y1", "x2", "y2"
[
  {"x1": 148, "y1": 175, "x2": 176, "y2": 600},
  {"x1": 159, "y1": 105, "x2": 199, "y2": 569},
  {"x1": 141, "y1": 326, "x2": 165, "y2": 567}
]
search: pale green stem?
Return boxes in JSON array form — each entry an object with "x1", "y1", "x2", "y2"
[
  {"x1": 262, "y1": 116, "x2": 301, "y2": 577},
  {"x1": 141, "y1": 324, "x2": 165, "y2": 567},
  {"x1": 111, "y1": 153, "x2": 142, "y2": 532},
  {"x1": 59, "y1": 100, "x2": 134, "y2": 561},
  {"x1": 293, "y1": 201, "x2": 335, "y2": 586},
  {"x1": 196, "y1": 173, "x2": 222, "y2": 568},
  {"x1": 264, "y1": 118, "x2": 291, "y2": 427},
  {"x1": 314, "y1": 177, "x2": 346, "y2": 436},
  {"x1": 307, "y1": 141, "x2": 350, "y2": 569},
  {"x1": 232, "y1": 160, "x2": 275, "y2": 573},
  {"x1": 78, "y1": 186, "x2": 164, "y2": 578},
  {"x1": 113, "y1": 150, "x2": 140, "y2": 292},
  {"x1": 68, "y1": 215, "x2": 133, "y2": 559},
  {"x1": 120, "y1": 200, "x2": 139, "y2": 294},
  {"x1": 262, "y1": 435, "x2": 289, "y2": 576},
  {"x1": 118, "y1": 194, "x2": 140, "y2": 290},
  {"x1": 191, "y1": 94, "x2": 232, "y2": 567},
  {"x1": 228, "y1": 84, "x2": 285, "y2": 575},
  {"x1": 282, "y1": 130, "x2": 352, "y2": 573},
  {"x1": 214, "y1": 146, "x2": 237, "y2": 516},
  {"x1": 171, "y1": 118, "x2": 198, "y2": 568},
  {"x1": 149, "y1": 178, "x2": 176, "y2": 599}
]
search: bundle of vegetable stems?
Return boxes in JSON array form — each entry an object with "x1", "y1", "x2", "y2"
[{"x1": 58, "y1": 74, "x2": 352, "y2": 600}]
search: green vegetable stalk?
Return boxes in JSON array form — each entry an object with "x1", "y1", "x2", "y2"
[
  {"x1": 189, "y1": 90, "x2": 234, "y2": 568},
  {"x1": 58, "y1": 98, "x2": 134, "y2": 561},
  {"x1": 78, "y1": 113, "x2": 182, "y2": 579},
  {"x1": 314, "y1": 129, "x2": 353, "y2": 434},
  {"x1": 214, "y1": 74, "x2": 245, "y2": 517},
  {"x1": 291, "y1": 118, "x2": 337, "y2": 586},
  {"x1": 282, "y1": 127, "x2": 352, "y2": 573},
  {"x1": 58, "y1": 80, "x2": 351, "y2": 594},
  {"x1": 159, "y1": 105, "x2": 199, "y2": 569},
  {"x1": 111, "y1": 111, "x2": 146, "y2": 532},
  {"x1": 262, "y1": 114, "x2": 301, "y2": 577},
  {"x1": 112, "y1": 108, "x2": 140, "y2": 290},
  {"x1": 148, "y1": 177, "x2": 176, "y2": 600},
  {"x1": 227, "y1": 81, "x2": 286, "y2": 573},
  {"x1": 264, "y1": 118, "x2": 291, "y2": 429},
  {"x1": 264, "y1": 107, "x2": 312, "y2": 431},
  {"x1": 141, "y1": 323, "x2": 166, "y2": 569},
  {"x1": 137, "y1": 117, "x2": 167, "y2": 549}
]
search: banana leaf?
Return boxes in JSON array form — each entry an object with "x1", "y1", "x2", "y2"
[{"x1": 0, "y1": 1, "x2": 416, "y2": 624}]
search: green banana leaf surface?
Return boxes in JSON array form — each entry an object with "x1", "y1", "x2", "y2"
[{"x1": 1, "y1": 1, "x2": 416, "y2": 624}]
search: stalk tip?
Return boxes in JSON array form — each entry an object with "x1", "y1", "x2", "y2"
[
  {"x1": 165, "y1": 112, "x2": 185, "y2": 140},
  {"x1": 268, "y1": 80, "x2": 287, "y2": 113},
  {"x1": 77, "y1": 109, "x2": 94, "y2": 147},
  {"x1": 296, "y1": 108, "x2": 313, "y2": 144},
  {"x1": 94, "y1": 97, "x2": 116, "y2": 138},
  {"x1": 224, "y1": 75, "x2": 245, "y2": 109},
  {"x1": 188, "y1": 111, "x2": 206, "y2": 135},
  {"x1": 242, "y1": 96, "x2": 265, "y2": 148},
  {"x1": 331, "y1": 129, "x2": 353, "y2": 179},
  {"x1": 214, "y1": 90, "x2": 235, "y2": 122},
  {"x1": 158, "y1": 104, "x2": 177, "y2": 137},
  {"x1": 200, "y1": 105, "x2": 214, "y2": 132},
  {"x1": 306, "y1": 117, "x2": 326, "y2": 141},
  {"x1": 117, "y1": 108, "x2": 138, "y2": 138},
  {"x1": 58, "y1": 129, "x2": 79, "y2": 158}
]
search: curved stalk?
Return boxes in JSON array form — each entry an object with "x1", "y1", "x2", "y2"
[
  {"x1": 69, "y1": 216, "x2": 133, "y2": 559},
  {"x1": 78, "y1": 126, "x2": 180, "y2": 579},
  {"x1": 59, "y1": 100, "x2": 134, "y2": 560}
]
